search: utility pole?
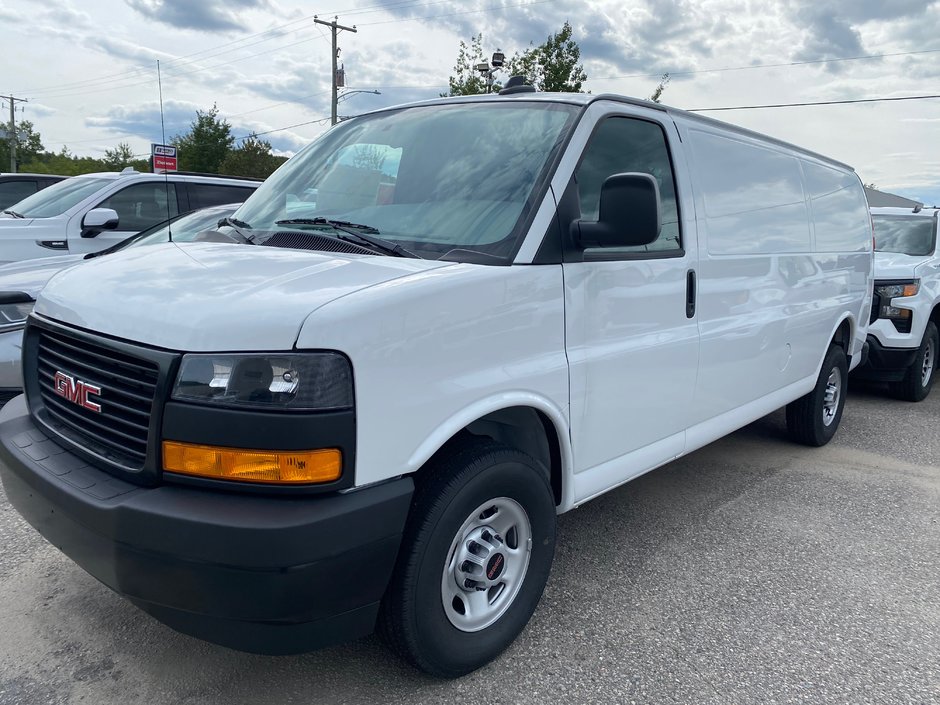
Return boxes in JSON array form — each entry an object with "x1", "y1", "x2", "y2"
[
  {"x1": 314, "y1": 16, "x2": 357, "y2": 126},
  {"x1": 4, "y1": 95, "x2": 28, "y2": 172}
]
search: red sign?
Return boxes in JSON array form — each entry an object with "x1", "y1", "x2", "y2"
[{"x1": 151, "y1": 143, "x2": 178, "y2": 173}]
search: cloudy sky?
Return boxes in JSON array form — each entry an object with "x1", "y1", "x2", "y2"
[{"x1": 1, "y1": 0, "x2": 938, "y2": 204}]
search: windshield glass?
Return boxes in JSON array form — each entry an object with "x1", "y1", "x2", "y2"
[
  {"x1": 10, "y1": 177, "x2": 113, "y2": 218},
  {"x1": 233, "y1": 102, "x2": 578, "y2": 261},
  {"x1": 119, "y1": 205, "x2": 239, "y2": 250},
  {"x1": 873, "y1": 214, "x2": 937, "y2": 256}
]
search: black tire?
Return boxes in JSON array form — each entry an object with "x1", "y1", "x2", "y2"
[
  {"x1": 786, "y1": 344, "x2": 848, "y2": 447},
  {"x1": 378, "y1": 437, "x2": 556, "y2": 678},
  {"x1": 893, "y1": 321, "x2": 938, "y2": 402}
]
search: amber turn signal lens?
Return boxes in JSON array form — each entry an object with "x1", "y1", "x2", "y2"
[{"x1": 162, "y1": 441, "x2": 341, "y2": 484}]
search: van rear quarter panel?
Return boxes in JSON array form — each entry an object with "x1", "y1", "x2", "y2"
[{"x1": 679, "y1": 119, "x2": 871, "y2": 423}]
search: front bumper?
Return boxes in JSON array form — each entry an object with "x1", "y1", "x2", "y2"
[
  {"x1": 853, "y1": 334, "x2": 919, "y2": 382},
  {"x1": 0, "y1": 328, "x2": 24, "y2": 395},
  {"x1": 0, "y1": 396, "x2": 413, "y2": 654}
]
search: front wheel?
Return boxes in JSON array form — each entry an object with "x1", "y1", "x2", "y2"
[
  {"x1": 786, "y1": 344, "x2": 848, "y2": 446},
  {"x1": 894, "y1": 321, "x2": 938, "y2": 402},
  {"x1": 378, "y1": 438, "x2": 556, "y2": 677}
]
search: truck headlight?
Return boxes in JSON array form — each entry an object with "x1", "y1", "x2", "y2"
[
  {"x1": 874, "y1": 281, "x2": 919, "y2": 299},
  {"x1": 171, "y1": 352, "x2": 353, "y2": 411},
  {"x1": 0, "y1": 297, "x2": 34, "y2": 332}
]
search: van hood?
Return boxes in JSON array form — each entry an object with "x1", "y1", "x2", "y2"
[
  {"x1": 0, "y1": 254, "x2": 85, "y2": 299},
  {"x1": 873, "y1": 251, "x2": 931, "y2": 280},
  {"x1": 35, "y1": 242, "x2": 455, "y2": 351}
]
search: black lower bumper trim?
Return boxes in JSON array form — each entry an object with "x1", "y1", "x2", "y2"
[
  {"x1": 854, "y1": 335, "x2": 918, "y2": 382},
  {"x1": 0, "y1": 397, "x2": 413, "y2": 652}
]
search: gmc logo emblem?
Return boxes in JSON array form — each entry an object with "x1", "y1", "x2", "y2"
[{"x1": 53, "y1": 371, "x2": 102, "y2": 413}]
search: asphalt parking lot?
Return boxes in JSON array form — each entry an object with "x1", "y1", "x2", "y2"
[{"x1": 0, "y1": 382, "x2": 937, "y2": 705}]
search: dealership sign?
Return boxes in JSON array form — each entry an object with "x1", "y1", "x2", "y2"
[{"x1": 151, "y1": 144, "x2": 178, "y2": 173}]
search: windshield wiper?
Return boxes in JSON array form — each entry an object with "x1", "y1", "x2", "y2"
[
  {"x1": 274, "y1": 218, "x2": 421, "y2": 258},
  {"x1": 2, "y1": 210, "x2": 24, "y2": 218},
  {"x1": 217, "y1": 216, "x2": 256, "y2": 243}
]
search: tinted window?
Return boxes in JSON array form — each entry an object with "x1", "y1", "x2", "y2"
[
  {"x1": 98, "y1": 183, "x2": 179, "y2": 231},
  {"x1": 188, "y1": 183, "x2": 256, "y2": 210},
  {"x1": 12, "y1": 177, "x2": 112, "y2": 218},
  {"x1": 576, "y1": 117, "x2": 681, "y2": 254},
  {"x1": 0, "y1": 180, "x2": 39, "y2": 210},
  {"x1": 873, "y1": 215, "x2": 937, "y2": 256}
]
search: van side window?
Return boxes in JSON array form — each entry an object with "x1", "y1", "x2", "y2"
[
  {"x1": 98, "y1": 183, "x2": 179, "y2": 231},
  {"x1": 576, "y1": 117, "x2": 681, "y2": 255}
]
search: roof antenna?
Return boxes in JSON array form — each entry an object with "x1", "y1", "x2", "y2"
[
  {"x1": 499, "y1": 76, "x2": 536, "y2": 95},
  {"x1": 157, "y1": 59, "x2": 172, "y2": 242}
]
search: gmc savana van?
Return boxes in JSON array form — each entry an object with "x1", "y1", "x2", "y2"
[{"x1": 0, "y1": 90, "x2": 873, "y2": 677}]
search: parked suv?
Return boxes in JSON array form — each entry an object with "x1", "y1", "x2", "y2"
[
  {"x1": 0, "y1": 173, "x2": 67, "y2": 210},
  {"x1": 0, "y1": 168, "x2": 259, "y2": 263},
  {"x1": 855, "y1": 206, "x2": 939, "y2": 400}
]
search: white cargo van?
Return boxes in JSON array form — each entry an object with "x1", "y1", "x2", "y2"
[{"x1": 0, "y1": 89, "x2": 873, "y2": 677}]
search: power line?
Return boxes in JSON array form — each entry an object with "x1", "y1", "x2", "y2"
[
  {"x1": 689, "y1": 94, "x2": 940, "y2": 112},
  {"x1": 590, "y1": 47, "x2": 940, "y2": 82},
  {"x1": 357, "y1": 0, "x2": 558, "y2": 26}
]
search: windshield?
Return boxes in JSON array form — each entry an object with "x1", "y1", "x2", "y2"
[
  {"x1": 10, "y1": 177, "x2": 113, "y2": 218},
  {"x1": 233, "y1": 101, "x2": 578, "y2": 261},
  {"x1": 873, "y1": 214, "x2": 937, "y2": 256}
]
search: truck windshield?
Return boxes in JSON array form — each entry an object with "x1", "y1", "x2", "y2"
[
  {"x1": 10, "y1": 177, "x2": 113, "y2": 219},
  {"x1": 873, "y1": 215, "x2": 937, "y2": 256},
  {"x1": 233, "y1": 101, "x2": 578, "y2": 262}
]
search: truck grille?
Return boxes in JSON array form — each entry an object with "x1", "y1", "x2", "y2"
[{"x1": 35, "y1": 327, "x2": 159, "y2": 469}]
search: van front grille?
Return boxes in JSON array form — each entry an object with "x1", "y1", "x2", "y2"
[{"x1": 35, "y1": 327, "x2": 158, "y2": 469}]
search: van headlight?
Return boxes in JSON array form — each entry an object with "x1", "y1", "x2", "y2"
[
  {"x1": 0, "y1": 297, "x2": 35, "y2": 332},
  {"x1": 171, "y1": 352, "x2": 353, "y2": 411}
]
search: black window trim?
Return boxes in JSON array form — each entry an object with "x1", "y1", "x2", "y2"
[{"x1": 559, "y1": 112, "x2": 686, "y2": 264}]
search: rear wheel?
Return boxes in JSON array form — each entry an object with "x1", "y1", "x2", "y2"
[
  {"x1": 893, "y1": 321, "x2": 938, "y2": 402},
  {"x1": 378, "y1": 438, "x2": 556, "y2": 678},
  {"x1": 786, "y1": 344, "x2": 848, "y2": 447}
]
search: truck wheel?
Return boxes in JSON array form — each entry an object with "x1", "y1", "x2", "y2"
[
  {"x1": 894, "y1": 321, "x2": 938, "y2": 402},
  {"x1": 786, "y1": 345, "x2": 847, "y2": 447},
  {"x1": 378, "y1": 437, "x2": 556, "y2": 678}
]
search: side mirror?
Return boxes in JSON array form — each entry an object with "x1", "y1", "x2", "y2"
[
  {"x1": 81, "y1": 208, "x2": 119, "y2": 238},
  {"x1": 574, "y1": 173, "x2": 661, "y2": 249}
]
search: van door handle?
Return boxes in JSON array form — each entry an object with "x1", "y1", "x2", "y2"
[{"x1": 686, "y1": 269, "x2": 696, "y2": 318}]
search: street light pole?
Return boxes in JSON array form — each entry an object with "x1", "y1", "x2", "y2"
[{"x1": 314, "y1": 16, "x2": 357, "y2": 126}]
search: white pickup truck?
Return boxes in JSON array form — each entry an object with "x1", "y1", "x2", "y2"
[
  {"x1": 0, "y1": 88, "x2": 872, "y2": 677},
  {"x1": 855, "y1": 206, "x2": 939, "y2": 400}
]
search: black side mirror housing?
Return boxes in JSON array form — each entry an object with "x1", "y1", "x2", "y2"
[
  {"x1": 574, "y1": 173, "x2": 662, "y2": 249},
  {"x1": 81, "y1": 208, "x2": 120, "y2": 238}
]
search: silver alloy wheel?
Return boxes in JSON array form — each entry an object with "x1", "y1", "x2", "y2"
[
  {"x1": 822, "y1": 366, "x2": 842, "y2": 427},
  {"x1": 441, "y1": 497, "x2": 532, "y2": 632},
  {"x1": 922, "y1": 336, "x2": 935, "y2": 387}
]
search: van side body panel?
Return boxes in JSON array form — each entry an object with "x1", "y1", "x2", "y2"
[{"x1": 296, "y1": 264, "x2": 570, "y2": 489}]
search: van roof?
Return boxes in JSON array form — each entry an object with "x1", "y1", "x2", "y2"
[{"x1": 359, "y1": 91, "x2": 854, "y2": 172}]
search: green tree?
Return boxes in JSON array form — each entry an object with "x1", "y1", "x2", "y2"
[
  {"x1": 0, "y1": 120, "x2": 44, "y2": 171},
  {"x1": 102, "y1": 141, "x2": 137, "y2": 170},
  {"x1": 219, "y1": 135, "x2": 284, "y2": 179},
  {"x1": 649, "y1": 73, "x2": 670, "y2": 103},
  {"x1": 171, "y1": 104, "x2": 234, "y2": 174},
  {"x1": 507, "y1": 22, "x2": 587, "y2": 92},
  {"x1": 444, "y1": 34, "x2": 497, "y2": 96}
]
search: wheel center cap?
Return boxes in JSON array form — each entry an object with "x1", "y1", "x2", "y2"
[{"x1": 486, "y1": 553, "x2": 505, "y2": 581}]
